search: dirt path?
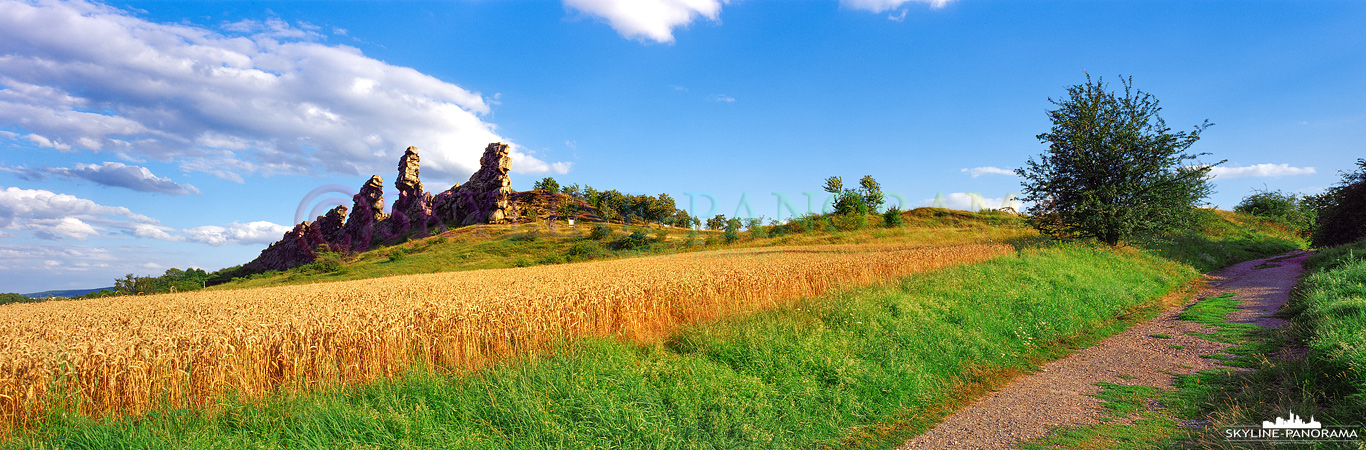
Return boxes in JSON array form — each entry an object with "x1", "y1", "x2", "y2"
[{"x1": 898, "y1": 250, "x2": 1312, "y2": 450}]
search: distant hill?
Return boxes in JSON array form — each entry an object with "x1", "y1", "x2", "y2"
[{"x1": 23, "y1": 287, "x2": 114, "y2": 299}]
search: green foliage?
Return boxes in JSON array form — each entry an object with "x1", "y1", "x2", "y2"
[
  {"x1": 1019, "y1": 74, "x2": 1220, "y2": 246},
  {"x1": 882, "y1": 205, "x2": 904, "y2": 228},
  {"x1": 832, "y1": 189, "x2": 868, "y2": 216},
  {"x1": 114, "y1": 267, "x2": 212, "y2": 295},
  {"x1": 588, "y1": 223, "x2": 613, "y2": 240},
  {"x1": 822, "y1": 176, "x2": 843, "y2": 194},
  {"x1": 300, "y1": 248, "x2": 346, "y2": 274},
  {"x1": 1233, "y1": 188, "x2": 1316, "y2": 234},
  {"x1": 652, "y1": 227, "x2": 668, "y2": 242},
  {"x1": 1312, "y1": 158, "x2": 1366, "y2": 247},
  {"x1": 1132, "y1": 209, "x2": 1306, "y2": 273},
  {"x1": 614, "y1": 231, "x2": 650, "y2": 250},
  {"x1": 560, "y1": 183, "x2": 581, "y2": 197},
  {"x1": 565, "y1": 242, "x2": 606, "y2": 261},
  {"x1": 705, "y1": 214, "x2": 727, "y2": 231},
  {"x1": 745, "y1": 217, "x2": 766, "y2": 238},
  {"x1": 533, "y1": 177, "x2": 560, "y2": 194},
  {"x1": 1, "y1": 292, "x2": 37, "y2": 306},
  {"x1": 723, "y1": 218, "x2": 741, "y2": 243},
  {"x1": 859, "y1": 175, "x2": 885, "y2": 212},
  {"x1": 387, "y1": 247, "x2": 409, "y2": 263}
]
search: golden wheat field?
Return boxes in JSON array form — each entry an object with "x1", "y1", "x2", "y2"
[{"x1": 0, "y1": 242, "x2": 1011, "y2": 432}]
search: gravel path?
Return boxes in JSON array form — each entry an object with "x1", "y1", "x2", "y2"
[{"x1": 898, "y1": 250, "x2": 1312, "y2": 450}]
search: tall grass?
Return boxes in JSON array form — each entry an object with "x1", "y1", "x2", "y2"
[
  {"x1": 1294, "y1": 239, "x2": 1366, "y2": 414},
  {"x1": 1132, "y1": 209, "x2": 1307, "y2": 272},
  {"x1": 4, "y1": 245, "x2": 1197, "y2": 449}
]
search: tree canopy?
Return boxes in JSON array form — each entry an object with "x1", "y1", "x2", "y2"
[
  {"x1": 1017, "y1": 75, "x2": 1220, "y2": 245},
  {"x1": 1311, "y1": 158, "x2": 1366, "y2": 247}
]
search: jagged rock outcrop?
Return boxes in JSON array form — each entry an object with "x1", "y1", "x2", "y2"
[
  {"x1": 242, "y1": 221, "x2": 328, "y2": 273},
  {"x1": 244, "y1": 142, "x2": 517, "y2": 272},
  {"x1": 340, "y1": 175, "x2": 388, "y2": 251},
  {"x1": 316, "y1": 205, "x2": 348, "y2": 245},
  {"x1": 391, "y1": 146, "x2": 434, "y2": 235},
  {"x1": 433, "y1": 142, "x2": 513, "y2": 225}
]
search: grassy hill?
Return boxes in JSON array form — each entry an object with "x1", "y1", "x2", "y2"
[{"x1": 207, "y1": 205, "x2": 1040, "y2": 291}]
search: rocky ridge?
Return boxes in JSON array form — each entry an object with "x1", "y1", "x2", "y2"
[{"x1": 243, "y1": 143, "x2": 513, "y2": 272}]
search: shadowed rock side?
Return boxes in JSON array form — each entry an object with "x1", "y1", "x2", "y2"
[
  {"x1": 244, "y1": 143, "x2": 514, "y2": 272},
  {"x1": 433, "y1": 143, "x2": 513, "y2": 226}
]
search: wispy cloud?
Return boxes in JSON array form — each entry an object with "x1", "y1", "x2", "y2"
[
  {"x1": 1208, "y1": 163, "x2": 1316, "y2": 179},
  {"x1": 841, "y1": 0, "x2": 955, "y2": 14},
  {"x1": 0, "y1": 0, "x2": 568, "y2": 185},
  {"x1": 564, "y1": 0, "x2": 726, "y2": 44},
  {"x1": 4, "y1": 162, "x2": 199, "y2": 195},
  {"x1": 888, "y1": 10, "x2": 908, "y2": 22},
  {"x1": 961, "y1": 166, "x2": 1017, "y2": 177},
  {"x1": 711, "y1": 94, "x2": 736, "y2": 103}
]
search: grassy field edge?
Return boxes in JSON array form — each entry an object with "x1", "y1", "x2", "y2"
[{"x1": 6, "y1": 244, "x2": 1202, "y2": 449}]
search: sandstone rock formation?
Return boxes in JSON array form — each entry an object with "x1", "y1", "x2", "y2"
[
  {"x1": 391, "y1": 146, "x2": 434, "y2": 235},
  {"x1": 433, "y1": 142, "x2": 513, "y2": 225},
  {"x1": 244, "y1": 142, "x2": 516, "y2": 272}
]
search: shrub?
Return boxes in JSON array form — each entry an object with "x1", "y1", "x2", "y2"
[
  {"x1": 746, "y1": 217, "x2": 767, "y2": 238},
  {"x1": 589, "y1": 224, "x2": 613, "y2": 240},
  {"x1": 616, "y1": 231, "x2": 650, "y2": 250},
  {"x1": 1313, "y1": 159, "x2": 1366, "y2": 248},
  {"x1": 883, "y1": 206, "x2": 904, "y2": 228},
  {"x1": 301, "y1": 251, "x2": 345, "y2": 274},
  {"x1": 566, "y1": 242, "x2": 606, "y2": 261},
  {"x1": 723, "y1": 218, "x2": 741, "y2": 243},
  {"x1": 652, "y1": 227, "x2": 669, "y2": 242},
  {"x1": 387, "y1": 247, "x2": 409, "y2": 263},
  {"x1": 1234, "y1": 188, "x2": 1315, "y2": 234}
]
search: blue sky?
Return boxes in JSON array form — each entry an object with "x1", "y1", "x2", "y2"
[{"x1": 1, "y1": 0, "x2": 1361, "y2": 293}]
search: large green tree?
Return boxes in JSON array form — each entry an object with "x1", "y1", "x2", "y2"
[{"x1": 1018, "y1": 75, "x2": 1221, "y2": 246}]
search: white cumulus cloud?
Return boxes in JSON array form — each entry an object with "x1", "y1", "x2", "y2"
[
  {"x1": 0, "y1": 186, "x2": 288, "y2": 245},
  {"x1": 0, "y1": 0, "x2": 567, "y2": 185},
  {"x1": 961, "y1": 166, "x2": 1017, "y2": 178},
  {"x1": 0, "y1": 186, "x2": 156, "y2": 240},
  {"x1": 1207, "y1": 163, "x2": 1316, "y2": 179},
  {"x1": 841, "y1": 0, "x2": 955, "y2": 13},
  {"x1": 565, "y1": 0, "x2": 726, "y2": 43},
  {"x1": 184, "y1": 221, "x2": 291, "y2": 247}
]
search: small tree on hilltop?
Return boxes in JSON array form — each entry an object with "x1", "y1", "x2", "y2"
[
  {"x1": 823, "y1": 176, "x2": 843, "y2": 194},
  {"x1": 534, "y1": 177, "x2": 560, "y2": 194},
  {"x1": 859, "y1": 175, "x2": 885, "y2": 212},
  {"x1": 1018, "y1": 74, "x2": 1221, "y2": 246}
]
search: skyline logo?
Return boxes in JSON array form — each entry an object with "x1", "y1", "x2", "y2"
[
  {"x1": 1224, "y1": 410, "x2": 1358, "y2": 444},
  {"x1": 1262, "y1": 411, "x2": 1322, "y2": 429}
]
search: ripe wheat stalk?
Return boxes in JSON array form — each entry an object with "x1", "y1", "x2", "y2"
[{"x1": 0, "y1": 242, "x2": 1011, "y2": 433}]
